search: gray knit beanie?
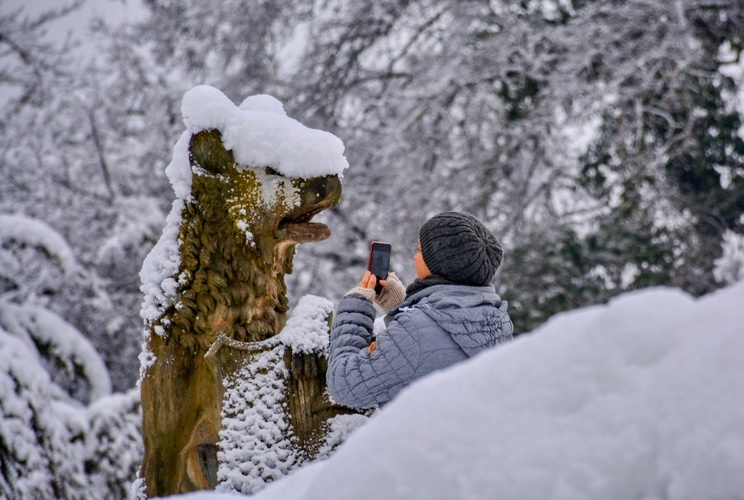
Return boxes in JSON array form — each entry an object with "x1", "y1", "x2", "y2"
[{"x1": 419, "y1": 212, "x2": 503, "y2": 286}]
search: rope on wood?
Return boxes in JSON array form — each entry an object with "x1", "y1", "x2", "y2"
[{"x1": 205, "y1": 331, "x2": 282, "y2": 359}]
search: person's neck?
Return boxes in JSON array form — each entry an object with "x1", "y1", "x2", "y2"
[{"x1": 405, "y1": 274, "x2": 460, "y2": 298}]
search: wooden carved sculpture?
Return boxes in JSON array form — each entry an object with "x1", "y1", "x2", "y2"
[{"x1": 139, "y1": 101, "x2": 345, "y2": 497}]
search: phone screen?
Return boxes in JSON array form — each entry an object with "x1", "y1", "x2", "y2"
[{"x1": 368, "y1": 242, "x2": 392, "y2": 281}]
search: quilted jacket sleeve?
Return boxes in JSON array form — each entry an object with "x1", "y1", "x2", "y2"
[{"x1": 326, "y1": 293, "x2": 421, "y2": 408}]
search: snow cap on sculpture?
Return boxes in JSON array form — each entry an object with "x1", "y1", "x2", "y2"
[
  {"x1": 239, "y1": 94, "x2": 286, "y2": 114},
  {"x1": 180, "y1": 85, "x2": 349, "y2": 179}
]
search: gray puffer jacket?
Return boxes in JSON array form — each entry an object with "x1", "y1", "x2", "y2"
[{"x1": 327, "y1": 284, "x2": 513, "y2": 408}]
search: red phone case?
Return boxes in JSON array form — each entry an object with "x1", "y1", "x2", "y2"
[{"x1": 367, "y1": 242, "x2": 391, "y2": 274}]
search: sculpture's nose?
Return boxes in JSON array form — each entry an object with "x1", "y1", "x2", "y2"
[{"x1": 302, "y1": 174, "x2": 342, "y2": 210}]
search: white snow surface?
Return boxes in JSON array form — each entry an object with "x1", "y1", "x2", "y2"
[
  {"x1": 0, "y1": 214, "x2": 78, "y2": 276},
  {"x1": 178, "y1": 281, "x2": 744, "y2": 500},
  {"x1": 181, "y1": 85, "x2": 349, "y2": 178},
  {"x1": 218, "y1": 339, "x2": 294, "y2": 495},
  {"x1": 0, "y1": 299, "x2": 138, "y2": 499},
  {"x1": 138, "y1": 198, "x2": 187, "y2": 328},
  {"x1": 0, "y1": 331, "x2": 85, "y2": 498},
  {"x1": 277, "y1": 295, "x2": 334, "y2": 354}
]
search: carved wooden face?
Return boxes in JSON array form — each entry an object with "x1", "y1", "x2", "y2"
[
  {"x1": 188, "y1": 129, "x2": 342, "y2": 257},
  {"x1": 167, "y1": 129, "x2": 342, "y2": 344}
]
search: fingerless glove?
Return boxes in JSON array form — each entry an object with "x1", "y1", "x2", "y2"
[
  {"x1": 344, "y1": 286, "x2": 376, "y2": 301},
  {"x1": 375, "y1": 272, "x2": 406, "y2": 312}
]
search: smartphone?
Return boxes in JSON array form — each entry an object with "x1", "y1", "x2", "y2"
[{"x1": 367, "y1": 241, "x2": 392, "y2": 294}]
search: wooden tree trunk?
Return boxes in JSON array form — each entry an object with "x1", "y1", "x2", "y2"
[
  {"x1": 283, "y1": 349, "x2": 332, "y2": 453},
  {"x1": 139, "y1": 129, "x2": 348, "y2": 497}
]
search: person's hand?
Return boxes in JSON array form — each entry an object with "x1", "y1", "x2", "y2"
[
  {"x1": 375, "y1": 272, "x2": 405, "y2": 312},
  {"x1": 358, "y1": 270, "x2": 380, "y2": 291},
  {"x1": 343, "y1": 271, "x2": 378, "y2": 301},
  {"x1": 344, "y1": 271, "x2": 405, "y2": 307}
]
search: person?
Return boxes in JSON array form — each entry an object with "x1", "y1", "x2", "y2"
[{"x1": 326, "y1": 211, "x2": 514, "y2": 409}]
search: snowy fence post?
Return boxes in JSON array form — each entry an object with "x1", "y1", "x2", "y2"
[{"x1": 137, "y1": 87, "x2": 351, "y2": 498}]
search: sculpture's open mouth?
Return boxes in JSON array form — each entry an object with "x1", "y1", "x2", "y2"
[
  {"x1": 279, "y1": 212, "x2": 331, "y2": 243},
  {"x1": 280, "y1": 221, "x2": 331, "y2": 243}
]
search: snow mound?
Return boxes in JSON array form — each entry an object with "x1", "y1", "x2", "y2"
[{"x1": 239, "y1": 282, "x2": 744, "y2": 500}]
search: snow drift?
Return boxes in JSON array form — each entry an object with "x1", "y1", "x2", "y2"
[{"x1": 182, "y1": 281, "x2": 744, "y2": 500}]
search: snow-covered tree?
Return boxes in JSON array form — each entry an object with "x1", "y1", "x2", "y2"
[
  {"x1": 0, "y1": 2, "x2": 175, "y2": 390},
  {"x1": 4, "y1": 0, "x2": 743, "y2": 393},
  {"x1": 287, "y1": 0, "x2": 744, "y2": 328},
  {"x1": 0, "y1": 214, "x2": 141, "y2": 499},
  {"x1": 128, "y1": 0, "x2": 744, "y2": 331},
  {"x1": 713, "y1": 229, "x2": 744, "y2": 285}
]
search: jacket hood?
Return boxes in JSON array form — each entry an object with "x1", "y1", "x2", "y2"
[{"x1": 399, "y1": 284, "x2": 513, "y2": 357}]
